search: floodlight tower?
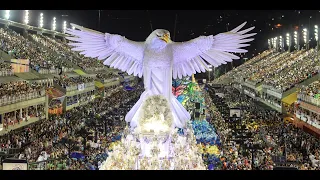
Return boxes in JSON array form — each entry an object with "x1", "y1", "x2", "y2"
[
  {"x1": 24, "y1": 10, "x2": 29, "y2": 25},
  {"x1": 63, "y1": 21, "x2": 67, "y2": 33},
  {"x1": 4, "y1": 10, "x2": 10, "y2": 28},
  {"x1": 22, "y1": 10, "x2": 30, "y2": 38},
  {"x1": 279, "y1": 36, "x2": 284, "y2": 51},
  {"x1": 315, "y1": 25, "x2": 319, "y2": 51},
  {"x1": 286, "y1": 33, "x2": 291, "y2": 52},
  {"x1": 272, "y1": 37, "x2": 279, "y2": 52},
  {"x1": 37, "y1": 13, "x2": 44, "y2": 35},
  {"x1": 39, "y1": 13, "x2": 44, "y2": 28},
  {"x1": 294, "y1": 31, "x2": 300, "y2": 50},
  {"x1": 52, "y1": 17, "x2": 56, "y2": 31},
  {"x1": 4, "y1": 10, "x2": 10, "y2": 20},
  {"x1": 268, "y1": 39, "x2": 272, "y2": 50},
  {"x1": 303, "y1": 28, "x2": 309, "y2": 50}
]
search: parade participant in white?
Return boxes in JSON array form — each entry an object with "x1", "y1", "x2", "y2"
[{"x1": 66, "y1": 22, "x2": 255, "y2": 129}]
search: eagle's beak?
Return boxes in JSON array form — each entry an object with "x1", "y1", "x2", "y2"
[{"x1": 160, "y1": 33, "x2": 170, "y2": 43}]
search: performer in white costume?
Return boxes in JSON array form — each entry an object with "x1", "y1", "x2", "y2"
[{"x1": 66, "y1": 22, "x2": 255, "y2": 129}]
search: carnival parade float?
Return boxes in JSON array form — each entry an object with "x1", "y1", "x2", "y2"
[{"x1": 66, "y1": 21, "x2": 255, "y2": 170}]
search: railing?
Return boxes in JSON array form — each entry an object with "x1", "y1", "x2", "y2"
[
  {"x1": 295, "y1": 112, "x2": 320, "y2": 129},
  {"x1": 0, "y1": 90, "x2": 45, "y2": 106},
  {"x1": 28, "y1": 157, "x2": 66, "y2": 170},
  {"x1": 65, "y1": 85, "x2": 77, "y2": 92},
  {"x1": 65, "y1": 82, "x2": 95, "y2": 92},
  {"x1": 298, "y1": 93, "x2": 320, "y2": 107},
  {"x1": 38, "y1": 68, "x2": 74, "y2": 75},
  {"x1": 85, "y1": 67, "x2": 107, "y2": 72},
  {"x1": 262, "y1": 84, "x2": 284, "y2": 94},
  {"x1": 244, "y1": 79, "x2": 257, "y2": 86},
  {"x1": 102, "y1": 77, "x2": 119, "y2": 83},
  {"x1": 0, "y1": 70, "x2": 13, "y2": 77}
]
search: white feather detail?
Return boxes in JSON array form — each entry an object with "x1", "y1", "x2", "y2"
[{"x1": 66, "y1": 24, "x2": 144, "y2": 77}]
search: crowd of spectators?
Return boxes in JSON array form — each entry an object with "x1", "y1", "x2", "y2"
[
  {"x1": 213, "y1": 50, "x2": 273, "y2": 84},
  {"x1": 215, "y1": 48, "x2": 319, "y2": 94},
  {"x1": 54, "y1": 75, "x2": 94, "y2": 90},
  {"x1": 31, "y1": 34, "x2": 73, "y2": 73},
  {"x1": 0, "y1": 28, "x2": 69, "y2": 74},
  {"x1": 298, "y1": 80, "x2": 320, "y2": 106},
  {"x1": 96, "y1": 73, "x2": 120, "y2": 82},
  {"x1": 207, "y1": 86, "x2": 320, "y2": 170},
  {"x1": 263, "y1": 49, "x2": 319, "y2": 92},
  {"x1": 0, "y1": 61, "x2": 13, "y2": 77},
  {"x1": 0, "y1": 81, "x2": 45, "y2": 106},
  {"x1": 39, "y1": 35, "x2": 106, "y2": 72},
  {"x1": 0, "y1": 83, "x2": 144, "y2": 170},
  {"x1": 2, "y1": 103, "x2": 46, "y2": 129},
  {"x1": 300, "y1": 81, "x2": 320, "y2": 98}
]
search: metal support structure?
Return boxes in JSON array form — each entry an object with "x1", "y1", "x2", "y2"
[{"x1": 294, "y1": 31, "x2": 300, "y2": 50}]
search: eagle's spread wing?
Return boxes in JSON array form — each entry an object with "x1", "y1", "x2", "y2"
[
  {"x1": 66, "y1": 24, "x2": 145, "y2": 77},
  {"x1": 172, "y1": 22, "x2": 255, "y2": 79}
]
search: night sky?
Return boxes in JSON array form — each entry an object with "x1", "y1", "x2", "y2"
[{"x1": 4, "y1": 10, "x2": 320, "y2": 76}]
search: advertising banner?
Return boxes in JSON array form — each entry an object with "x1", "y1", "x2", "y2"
[
  {"x1": 2, "y1": 162, "x2": 28, "y2": 170},
  {"x1": 11, "y1": 59, "x2": 29, "y2": 73}
]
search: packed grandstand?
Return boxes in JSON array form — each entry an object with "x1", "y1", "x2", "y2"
[{"x1": 0, "y1": 12, "x2": 320, "y2": 170}]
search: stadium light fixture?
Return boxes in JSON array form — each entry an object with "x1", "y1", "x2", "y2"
[
  {"x1": 315, "y1": 25, "x2": 319, "y2": 50},
  {"x1": 279, "y1": 36, "x2": 283, "y2": 50},
  {"x1": 63, "y1": 21, "x2": 67, "y2": 33},
  {"x1": 52, "y1": 17, "x2": 56, "y2": 31},
  {"x1": 315, "y1": 25, "x2": 318, "y2": 41},
  {"x1": 24, "y1": 10, "x2": 29, "y2": 25},
  {"x1": 303, "y1": 28, "x2": 307, "y2": 43},
  {"x1": 4, "y1": 10, "x2": 10, "y2": 20},
  {"x1": 286, "y1": 33, "x2": 290, "y2": 46},
  {"x1": 272, "y1": 37, "x2": 277, "y2": 49},
  {"x1": 39, "y1": 13, "x2": 44, "y2": 28},
  {"x1": 293, "y1": 31, "x2": 299, "y2": 50}
]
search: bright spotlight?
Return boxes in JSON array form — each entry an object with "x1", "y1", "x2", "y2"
[
  {"x1": 39, "y1": 13, "x2": 44, "y2": 28},
  {"x1": 63, "y1": 21, "x2": 67, "y2": 33},
  {"x1": 4, "y1": 10, "x2": 10, "y2": 20},
  {"x1": 315, "y1": 25, "x2": 319, "y2": 41},
  {"x1": 24, "y1": 10, "x2": 29, "y2": 25},
  {"x1": 52, "y1": 17, "x2": 56, "y2": 31},
  {"x1": 286, "y1": 33, "x2": 290, "y2": 46}
]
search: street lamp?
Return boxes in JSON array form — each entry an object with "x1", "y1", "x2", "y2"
[
  {"x1": 39, "y1": 13, "x2": 43, "y2": 28},
  {"x1": 63, "y1": 21, "x2": 67, "y2": 33},
  {"x1": 4, "y1": 10, "x2": 10, "y2": 20},
  {"x1": 24, "y1": 10, "x2": 29, "y2": 25},
  {"x1": 286, "y1": 33, "x2": 291, "y2": 52},
  {"x1": 52, "y1": 17, "x2": 56, "y2": 31}
]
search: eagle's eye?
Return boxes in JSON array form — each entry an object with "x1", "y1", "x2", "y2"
[{"x1": 156, "y1": 34, "x2": 161, "y2": 37}]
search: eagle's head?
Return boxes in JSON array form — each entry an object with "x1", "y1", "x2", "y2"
[{"x1": 146, "y1": 29, "x2": 171, "y2": 49}]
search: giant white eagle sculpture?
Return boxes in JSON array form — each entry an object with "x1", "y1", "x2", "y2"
[{"x1": 66, "y1": 22, "x2": 255, "y2": 129}]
